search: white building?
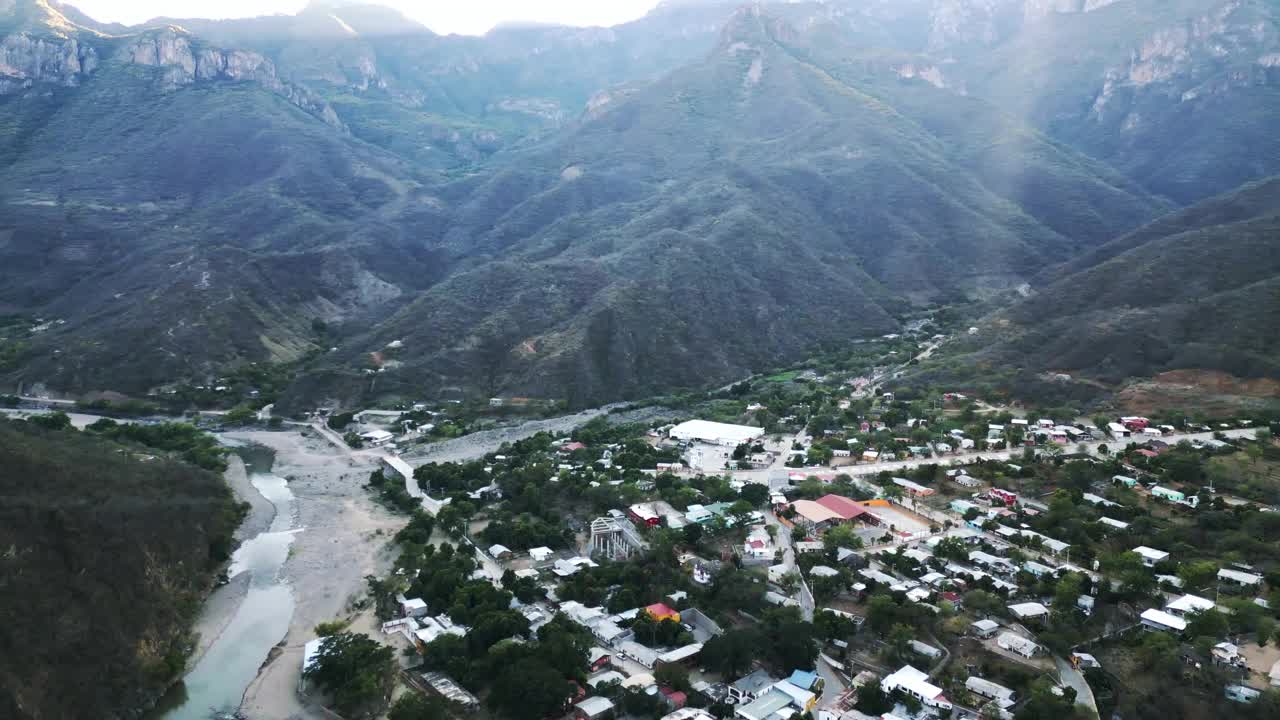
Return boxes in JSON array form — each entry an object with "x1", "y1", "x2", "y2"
[
  {"x1": 966, "y1": 677, "x2": 1017, "y2": 708},
  {"x1": 669, "y1": 420, "x2": 764, "y2": 446},
  {"x1": 1141, "y1": 608, "x2": 1187, "y2": 633},
  {"x1": 1132, "y1": 546, "x2": 1170, "y2": 567},
  {"x1": 997, "y1": 633, "x2": 1042, "y2": 658},
  {"x1": 1008, "y1": 602, "x2": 1050, "y2": 622},
  {"x1": 881, "y1": 665, "x2": 952, "y2": 710},
  {"x1": 1166, "y1": 594, "x2": 1216, "y2": 617},
  {"x1": 1219, "y1": 568, "x2": 1264, "y2": 588}
]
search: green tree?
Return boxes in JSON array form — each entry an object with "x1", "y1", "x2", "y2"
[
  {"x1": 303, "y1": 633, "x2": 396, "y2": 719},
  {"x1": 1177, "y1": 560, "x2": 1218, "y2": 591},
  {"x1": 887, "y1": 624, "x2": 914, "y2": 662},
  {"x1": 701, "y1": 628, "x2": 762, "y2": 678},
  {"x1": 822, "y1": 524, "x2": 862, "y2": 552},
  {"x1": 388, "y1": 693, "x2": 449, "y2": 720},
  {"x1": 489, "y1": 657, "x2": 573, "y2": 720},
  {"x1": 682, "y1": 522, "x2": 704, "y2": 546}
]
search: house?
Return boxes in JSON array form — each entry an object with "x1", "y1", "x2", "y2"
[
  {"x1": 1077, "y1": 595, "x2": 1096, "y2": 616},
  {"x1": 1212, "y1": 642, "x2": 1245, "y2": 667},
  {"x1": 810, "y1": 565, "x2": 840, "y2": 578},
  {"x1": 669, "y1": 420, "x2": 764, "y2": 446},
  {"x1": 744, "y1": 536, "x2": 773, "y2": 560},
  {"x1": 401, "y1": 598, "x2": 428, "y2": 618},
  {"x1": 589, "y1": 647, "x2": 612, "y2": 672},
  {"x1": 881, "y1": 666, "x2": 952, "y2": 711},
  {"x1": 910, "y1": 640, "x2": 943, "y2": 659},
  {"x1": 794, "y1": 541, "x2": 824, "y2": 554},
  {"x1": 1071, "y1": 652, "x2": 1101, "y2": 670},
  {"x1": 1226, "y1": 685, "x2": 1262, "y2": 704},
  {"x1": 663, "y1": 710, "x2": 716, "y2": 720},
  {"x1": 988, "y1": 488, "x2": 1018, "y2": 506},
  {"x1": 658, "y1": 644, "x2": 703, "y2": 667},
  {"x1": 1082, "y1": 493, "x2": 1121, "y2": 508},
  {"x1": 971, "y1": 619, "x2": 1000, "y2": 638},
  {"x1": 645, "y1": 603, "x2": 681, "y2": 623},
  {"x1": 892, "y1": 477, "x2": 935, "y2": 497},
  {"x1": 1219, "y1": 568, "x2": 1264, "y2": 588},
  {"x1": 1140, "y1": 608, "x2": 1187, "y2": 633},
  {"x1": 969, "y1": 551, "x2": 1017, "y2": 575},
  {"x1": 997, "y1": 633, "x2": 1042, "y2": 658},
  {"x1": 684, "y1": 504, "x2": 714, "y2": 525},
  {"x1": 359, "y1": 429, "x2": 394, "y2": 445},
  {"x1": 787, "y1": 670, "x2": 822, "y2": 694},
  {"x1": 488, "y1": 544, "x2": 513, "y2": 560},
  {"x1": 1099, "y1": 517, "x2": 1130, "y2": 531},
  {"x1": 1165, "y1": 594, "x2": 1216, "y2": 617},
  {"x1": 1108, "y1": 423, "x2": 1131, "y2": 440},
  {"x1": 966, "y1": 677, "x2": 1017, "y2": 709},
  {"x1": 421, "y1": 671, "x2": 480, "y2": 707},
  {"x1": 815, "y1": 494, "x2": 870, "y2": 522},
  {"x1": 861, "y1": 450, "x2": 880, "y2": 462},
  {"x1": 729, "y1": 670, "x2": 778, "y2": 703},
  {"x1": 660, "y1": 687, "x2": 689, "y2": 709},
  {"x1": 529, "y1": 546, "x2": 554, "y2": 563},
  {"x1": 1132, "y1": 546, "x2": 1170, "y2": 567},
  {"x1": 1022, "y1": 561, "x2": 1056, "y2": 578},
  {"x1": 575, "y1": 696, "x2": 615, "y2": 720},
  {"x1": 790, "y1": 500, "x2": 846, "y2": 534},
  {"x1": 735, "y1": 681, "x2": 815, "y2": 720},
  {"x1": 1151, "y1": 486, "x2": 1189, "y2": 504},
  {"x1": 1113, "y1": 475, "x2": 1138, "y2": 488},
  {"x1": 629, "y1": 503, "x2": 662, "y2": 527},
  {"x1": 587, "y1": 671, "x2": 626, "y2": 689},
  {"x1": 1008, "y1": 602, "x2": 1050, "y2": 622}
]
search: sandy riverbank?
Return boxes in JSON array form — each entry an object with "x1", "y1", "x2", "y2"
[{"x1": 225, "y1": 428, "x2": 403, "y2": 720}]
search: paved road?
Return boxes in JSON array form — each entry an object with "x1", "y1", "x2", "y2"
[
  {"x1": 1055, "y1": 654, "x2": 1100, "y2": 717},
  {"x1": 730, "y1": 427, "x2": 1260, "y2": 490}
]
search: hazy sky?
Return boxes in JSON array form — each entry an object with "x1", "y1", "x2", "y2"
[{"x1": 70, "y1": 1, "x2": 663, "y2": 36}]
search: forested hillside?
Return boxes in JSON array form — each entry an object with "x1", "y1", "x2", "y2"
[
  {"x1": 910, "y1": 177, "x2": 1280, "y2": 405},
  {"x1": 0, "y1": 417, "x2": 243, "y2": 720}
]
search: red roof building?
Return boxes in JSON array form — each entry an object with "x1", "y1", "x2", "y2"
[
  {"x1": 815, "y1": 494, "x2": 869, "y2": 521},
  {"x1": 645, "y1": 603, "x2": 680, "y2": 622}
]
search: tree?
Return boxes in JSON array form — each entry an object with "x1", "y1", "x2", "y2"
[
  {"x1": 223, "y1": 404, "x2": 256, "y2": 425},
  {"x1": 1176, "y1": 560, "x2": 1218, "y2": 591},
  {"x1": 701, "y1": 628, "x2": 761, "y2": 677},
  {"x1": 887, "y1": 624, "x2": 914, "y2": 662},
  {"x1": 26, "y1": 412, "x2": 71, "y2": 431},
  {"x1": 1185, "y1": 609, "x2": 1230, "y2": 640},
  {"x1": 740, "y1": 483, "x2": 771, "y2": 507},
  {"x1": 1052, "y1": 573, "x2": 1084, "y2": 614},
  {"x1": 388, "y1": 693, "x2": 449, "y2": 720},
  {"x1": 489, "y1": 657, "x2": 573, "y2": 720},
  {"x1": 303, "y1": 633, "x2": 396, "y2": 719},
  {"x1": 1136, "y1": 631, "x2": 1180, "y2": 677},
  {"x1": 682, "y1": 522, "x2": 704, "y2": 546},
  {"x1": 854, "y1": 682, "x2": 893, "y2": 715},
  {"x1": 822, "y1": 524, "x2": 862, "y2": 552},
  {"x1": 655, "y1": 662, "x2": 691, "y2": 692}
]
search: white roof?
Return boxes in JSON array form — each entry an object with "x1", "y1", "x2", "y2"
[
  {"x1": 1008, "y1": 602, "x2": 1049, "y2": 619},
  {"x1": 1218, "y1": 568, "x2": 1263, "y2": 585},
  {"x1": 360, "y1": 429, "x2": 394, "y2": 440},
  {"x1": 529, "y1": 546, "x2": 554, "y2": 561},
  {"x1": 669, "y1": 419, "x2": 763, "y2": 444},
  {"x1": 1132, "y1": 546, "x2": 1169, "y2": 561},
  {"x1": 403, "y1": 598, "x2": 427, "y2": 610},
  {"x1": 1099, "y1": 517, "x2": 1130, "y2": 530},
  {"x1": 488, "y1": 544, "x2": 511, "y2": 556},
  {"x1": 1166, "y1": 594, "x2": 1216, "y2": 615},
  {"x1": 972, "y1": 619, "x2": 1000, "y2": 631},
  {"x1": 882, "y1": 665, "x2": 944, "y2": 702},
  {"x1": 966, "y1": 676, "x2": 1016, "y2": 704},
  {"x1": 1141, "y1": 608, "x2": 1187, "y2": 631},
  {"x1": 576, "y1": 696, "x2": 615, "y2": 717}
]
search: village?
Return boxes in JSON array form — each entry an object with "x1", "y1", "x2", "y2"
[{"x1": 293, "y1": 374, "x2": 1280, "y2": 720}]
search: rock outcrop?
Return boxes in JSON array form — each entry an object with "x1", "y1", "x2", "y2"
[
  {"x1": 121, "y1": 27, "x2": 344, "y2": 130},
  {"x1": 0, "y1": 32, "x2": 97, "y2": 93}
]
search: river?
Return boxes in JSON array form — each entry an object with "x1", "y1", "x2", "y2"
[{"x1": 151, "y1": 444, "x2": 298, "y2": 720}]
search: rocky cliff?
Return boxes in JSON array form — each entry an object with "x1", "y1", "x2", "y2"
[{"x1": 121, "y1": 27, "x2": 344, "y2": 129}]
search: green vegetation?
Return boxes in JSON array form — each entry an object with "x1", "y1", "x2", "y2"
[
  {"x1": 304, "y1": 632, "x2": 397, "y2": 719},
  {"x1": 85, "y1": 418, "x2": 229, "y2": 471},
  {"x1": 0, "y1": 416, "x2": 243, "y2": 720}
]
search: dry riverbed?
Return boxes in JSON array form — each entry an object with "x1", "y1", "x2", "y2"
[{"x1": 220, "y1": 429, "x2": 403, "y2": 719}]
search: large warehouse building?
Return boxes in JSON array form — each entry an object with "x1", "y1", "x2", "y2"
[{"x1": 668, "y1": 420, "x2": 765, "y2": 446}]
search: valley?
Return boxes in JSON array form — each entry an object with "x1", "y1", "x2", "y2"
[{"x1": 2, "y1": 1, "x2": 1280, "y2": 720}]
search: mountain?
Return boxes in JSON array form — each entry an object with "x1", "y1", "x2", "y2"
[
  {"x1": 0, "y1": 416, "x2": 242, "y2": 719},
  {"x1": 910, "y1": 177, "x2": 1280, "y2": 407},
  {"x1": 1, "y1": 0, "x2": 1275, "y2": 407},
  {"x1": 274, "y1": 6, "x2": 1164, "y2": 408}
]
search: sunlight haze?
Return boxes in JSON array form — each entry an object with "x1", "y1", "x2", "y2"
[{"x1": 68, "y1": 0, "x2": 662, "y2": 35}]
